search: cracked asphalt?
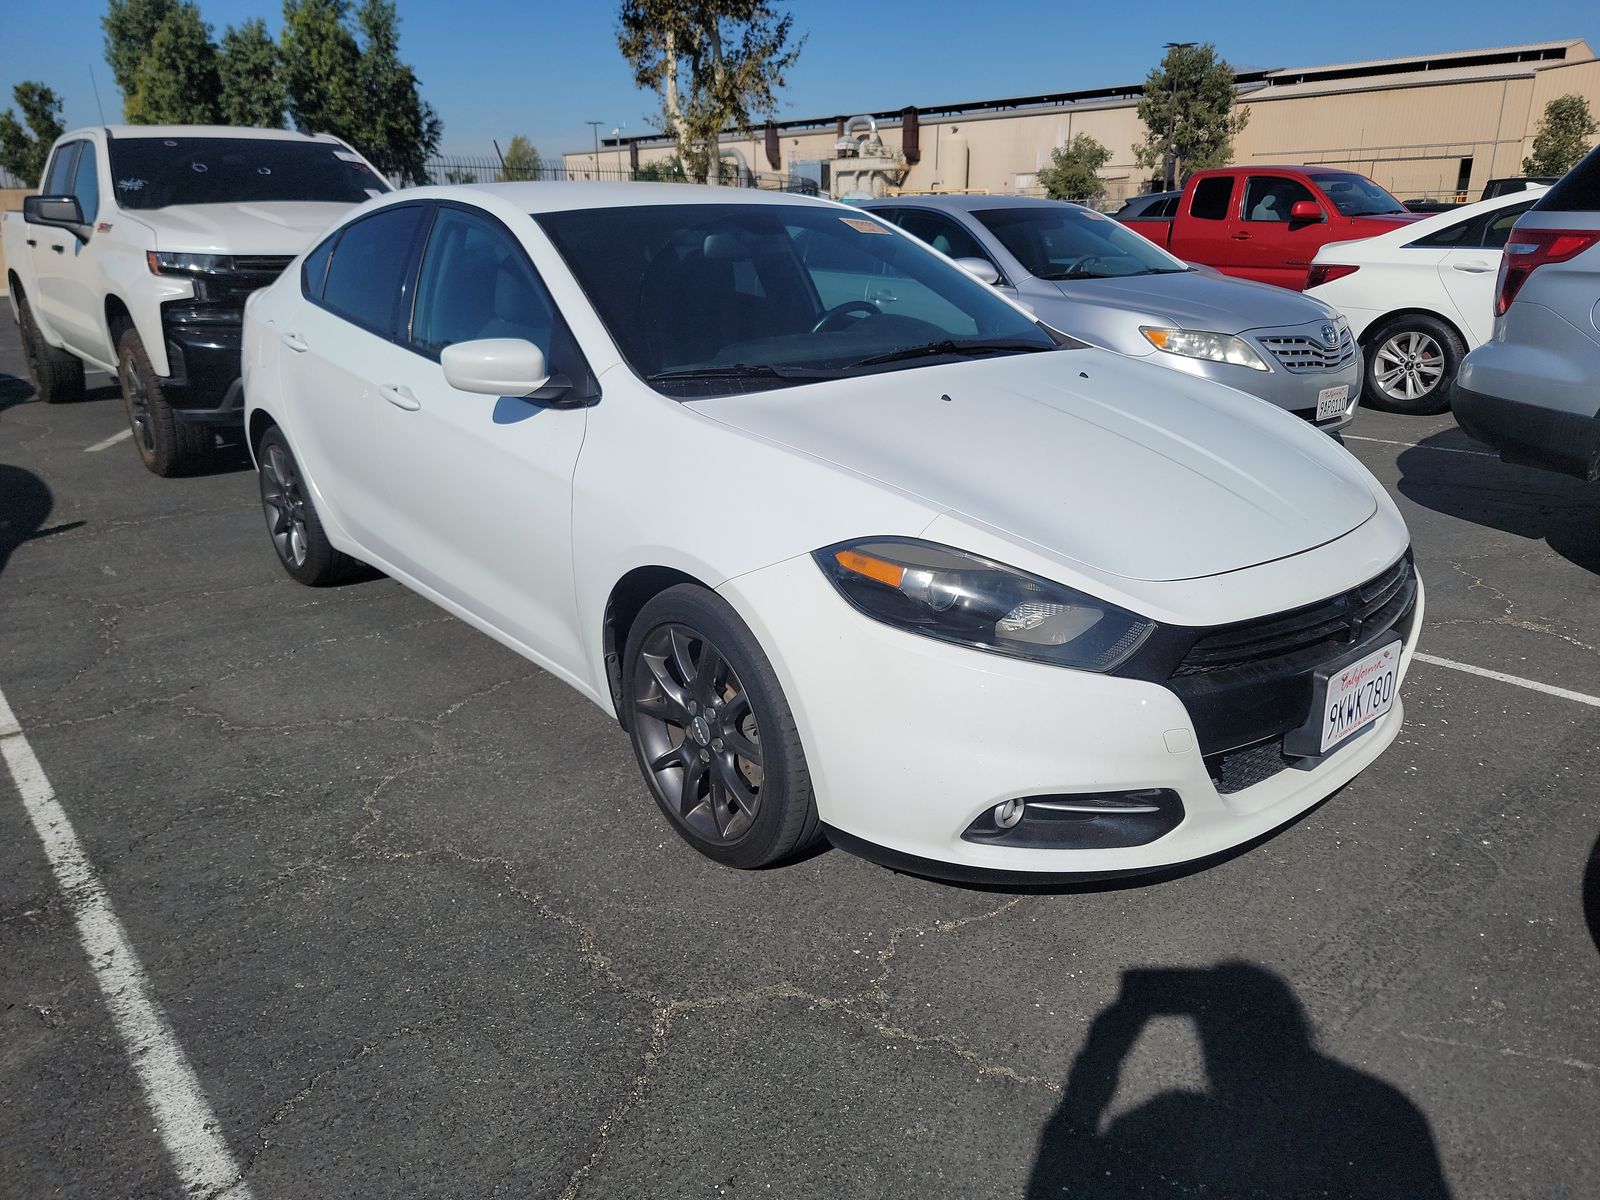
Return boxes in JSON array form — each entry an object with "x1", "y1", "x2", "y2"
[{"x1": 2, "y1": 311, "x2": 1598, "y2": 1199}]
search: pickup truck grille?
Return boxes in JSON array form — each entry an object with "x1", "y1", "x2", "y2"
[
  {"x1": 1258, "y1": 327, "x2": 1357, "y2": 373},
  {"x1": 231, "y1": 255, "x2": 295, "y2": 277}
]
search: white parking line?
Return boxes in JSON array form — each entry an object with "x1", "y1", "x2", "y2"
[
  {"x1": 84, "y1": 428, "x2": 133, "y2": 453},
  {"x1": 0, "y1": 685, "x2": 253, "y2": 1198},
  {"x1": 1342, "y1": 434, "x2": 1496, "y2": 458},
  {"x1": 1415, "y1": 652, "x2": 1600, "y2": 709}
]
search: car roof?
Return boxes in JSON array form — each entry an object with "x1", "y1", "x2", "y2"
[
  {"x1": 393, "y1": 181, "x2": 840, "y2": 215},
  {"x1": 857, "y1": 194, "x2": 1086, "y2": 213},
  {"x1": 65, "y1": 125, "x2": 350, "y2": 144}
]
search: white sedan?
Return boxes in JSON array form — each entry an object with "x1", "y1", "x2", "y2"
[
  {"x1": 1306, "y1": 188, "x2": 1547, "y2": 414},
  {"x1": 242, "y1": 183, "x2": 1421, "y2": 882}
]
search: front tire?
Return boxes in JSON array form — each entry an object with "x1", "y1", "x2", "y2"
[
  {"x1": 116, "y1": 328, "x2": 213, "y2": 475},
  {"x1": 17, "y1": 296, "x2": 85, "y2": 405},
  {"x1": 623, "y1": 585, "x2": 821, "y2": 869},
  {"x1": 1361, "y1": 315, "x2": 1463, "y2": 416},
  {"x1": 255, "y1": 425, "x2": 362, "y2": 586}
]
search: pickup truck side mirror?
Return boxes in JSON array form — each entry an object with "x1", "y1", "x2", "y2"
[
  {"x1": 1289, "y1": 200, "x2": 1326, "y2": 223},
  {"x1": 23, "y1": 194, "x2": 92, "y2": 243}
]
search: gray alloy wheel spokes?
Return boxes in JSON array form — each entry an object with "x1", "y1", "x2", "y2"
[
  {"x1": 120, "y1": 357, "x2": 155, "y2": 451},
  {"x1": 632, "y1": 623, "x2": 765, "y2": 842},
  {"x1": 1373, "y1": 330, "x2": 1445, "y2": 402},
  {"x1": 260, "y1": 443, "x2": 310, "y2": 567}
]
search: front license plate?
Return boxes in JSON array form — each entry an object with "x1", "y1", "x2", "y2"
[
  {"x1": 1315, "y1": 639, "x2": 1401, "y2": 754},
  {"x1": 1316, "y1": 385, "x2": 1350, "y2": 422}
]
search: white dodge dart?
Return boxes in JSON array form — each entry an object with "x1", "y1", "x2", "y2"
[{"x1": 242, "y1": 183, "x2": 1422, "y2": 882}]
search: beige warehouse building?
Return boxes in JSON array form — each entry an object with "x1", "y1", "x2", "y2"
[{"x1": 565, "y1": 39, "x2": 1600, "y2": 204}]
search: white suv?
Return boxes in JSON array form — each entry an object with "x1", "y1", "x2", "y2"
[{"x1": 1454, "y1": 147, "x2": 1600, "y2": 480}]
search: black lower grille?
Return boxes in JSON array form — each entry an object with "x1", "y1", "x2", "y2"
[{"x1": 1209, "y1": 738, "x2": 1295, "y2": 795}]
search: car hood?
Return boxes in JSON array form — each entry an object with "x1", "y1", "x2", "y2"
[
  {"x1": 146, "y1": 202, "x2": 357, "y2": 254},
  {"x1": 1041, "y1": 270, "x2": 1334, "y2": 333},
  {"x1": 694, "y1": 349, "x2": 1377, "y2": 583}
]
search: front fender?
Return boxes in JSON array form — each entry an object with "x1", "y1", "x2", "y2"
[{"x1": 101, "y1": 254, "x2": 192, "y2": 376}]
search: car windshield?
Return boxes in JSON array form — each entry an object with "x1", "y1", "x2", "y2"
[
  {"x1": 534, "y1": 202, "x2": 1062, "y2": 395},
  {"x1": 106, "y1": 137, "x2": 390, "y2": 210},
  {"x1": 971, "y1": 205, "x2": 1188, "y2": 280},
  {"x1": 1308, "y1": 173, "x2": 1409, "y2": 217}
]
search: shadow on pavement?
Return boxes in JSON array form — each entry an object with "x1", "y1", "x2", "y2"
[
  {"x1": 1396, "y1": 429, "x2": 1600, "y2": 573},
  {"x1": 1, "y1": 373, "x2": 85, "y2": 574},
  {"x1": 1585, "y1": 832, "x2": 1600, "y2": 957},
  {"x1": 1027, "y1": 962, "x2": 1453, "y2": 1199}
]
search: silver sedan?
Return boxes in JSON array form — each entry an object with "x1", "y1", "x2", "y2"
[{"x1": 858, "y1": 195, "x2": 1361, "y2": 432}]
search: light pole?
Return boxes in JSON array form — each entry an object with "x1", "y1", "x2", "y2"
[
  {"x1": 586, "y1": 121, "x2": 603, "y2": 176},
  {"x1": 1162, "y1": 42, "x2": 1197, "y2": 191}
]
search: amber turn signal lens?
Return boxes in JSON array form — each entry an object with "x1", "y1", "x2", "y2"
[{"x1": 833, "y1": 549, "x2": 905, "y2": 588}]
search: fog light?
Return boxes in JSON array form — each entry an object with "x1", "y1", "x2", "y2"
[{"x1": 994, "y1": 798, "x2": 1026, "y2": 829}]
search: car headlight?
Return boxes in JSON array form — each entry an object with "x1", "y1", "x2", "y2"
[
  {"x1": 146, "y1": 251, "x2": 235, "y2": 276},
  {"x1": 1139, "y1": 326, "x2": 1270, "y2": 371},
  {"x1": 813, "y1": 539, "x2": 1155, "y2": 671}
]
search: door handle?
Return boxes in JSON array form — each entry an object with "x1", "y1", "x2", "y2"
[
  {"x1": 1231, "y1": 232, "x2": 1253, "y2": 241},
  {"x1": 1451, "y1": 262, "x2": 1493, "y2": 273},
  {"x1": 50, "y1": 243, "x2": 66, "y2": 254},
  {"x1": 379, "y1": 384, "x2": 421, "y2": 411},
  {"x1": 280, "y1": 331, "x2": 308, "y2": 353}
]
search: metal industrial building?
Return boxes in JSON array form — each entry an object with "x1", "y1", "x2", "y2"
[{"x1": 566, "y1": 39, "x2": 1600, "y2": 203}]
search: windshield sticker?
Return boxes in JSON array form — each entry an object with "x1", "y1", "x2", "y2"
[
  {"x1": 840, "y1": 216, "x2": 890, "y2": 234},
  {"x1": 363, "y1": 188, "x2": 384, "y2": 199},
  {"x1": 117, "y1": 178, "x2": 146, "y2": 192},
  {"x1": 334, "y1": 151, "x2": 364, "y2": 163}
]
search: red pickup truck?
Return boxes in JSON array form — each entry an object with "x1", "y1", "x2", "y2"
[{"x1": 1120, "y1": 166, "x2": 1425, "y2": 289}]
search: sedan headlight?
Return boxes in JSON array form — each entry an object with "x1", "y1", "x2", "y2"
[
  {"x1": 146, "y1": 251, "x2": 235, "y2": 276},
  {"x1": 814, "y1": 539, "x2": 1155, "y2": 671},
  {"x1": 1139, "y1": 326, "x2": 1270, "y2": 371}
]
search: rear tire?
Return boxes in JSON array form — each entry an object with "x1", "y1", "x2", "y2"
[
  {"x1": 622, "y1": 584, "x2": 822, "y2": 869},
  {"x1": 17, "y1": 296, "x2": 85, "y2": 405},
  {"x1": 116, "y1": 328, "x2": 213, "y2": 476},
  {"x1": 255, "y1": 425, "x2": 363, "y2": 586},
  {"x1": 1361, "y1": 314, "x2": 1463, "y2": 416}
]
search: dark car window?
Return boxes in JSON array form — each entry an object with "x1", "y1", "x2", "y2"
[
  {"x1": 410, "y1": 206, "x2": 559, "y2": 356},
  {"x1": 891, "y1": 209, "x2": 996, "y2": 269},
  {"x1": 1535, "y1": 145, "x2": 1600, "y2": 212},
  {"x1": 42, "y1": 141, "x2": 82, "y2": 195},
  {"x1": 973, "y1": 205, "x2": 1185, "y2": 280},
  {"x1": 1307, "y1": 172, "x2": 1409, "y2": 216},
  {"x1": 1189, "y1": 177, "x2": 1234, "y2": 221},
  {"x1": 300, "y1": 234, "x2": 336, "y2": 302},
  {"x1": 1411, "y1": 199, "x2": 1538, "y2": 249},
  {"x1": 319, "y1": 205, "x2": 429, "y2": 337},
  {"x1": 1243, "y1": 176, "x2": 1317, "y2": 222},
  {"x1": 105, "y1": 137, "x2": 390, "y2": 210},
  {"x1": 1156, "y1": 196, "x2": 1179, "y2": 218},
  {"x1": 71, "y1": 143, "x2": 100, "y2": 225}
]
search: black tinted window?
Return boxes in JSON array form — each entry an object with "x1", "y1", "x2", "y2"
[
  {"x1": 411, "y1": 207, "x2": 557, "y2": 356},
  {"x1": 320, "y1": 205, "x2": 428, "y2": 336},
  {"x1": 105, "y1": 137, "x2": 390, "y2": 210},
  {"x1": 300, "y1": 235, "x2": 336, "y2": 301},
  {"x1": 1190, "y1": 177, "x2": 1234, "y2": 220},
  {"x1": 1535, "y1": 145, "x2": 1600, "y2": 212},
  {"x1": 893, "y1": 210, "x2": 993, "y2": 266},
  {"x1": 71, "y1": 144, "x2": 100, "y2": 225},
  {"x1": 1156, "y1": 196, "x2": 1178, "y2": 217},
  {"x1": 1412, "y1": 200, "x2": 1537, "y2": 249},
  {"x1": 42, "y1": 142, "x2": 81, "y2": 194}
]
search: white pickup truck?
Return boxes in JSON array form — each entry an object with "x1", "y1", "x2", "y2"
[{"x1": 3, "y1": 124, "x2": 388, "y2": 474}]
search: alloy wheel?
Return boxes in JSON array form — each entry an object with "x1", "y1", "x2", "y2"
[
  {"x1": 260, "y1": 443, "x2": 310, "y2": 567},
  {"x1": 1373, "y1": 330, "x2": 1445, "y2": 403},
  {"x1": 120, "y1": 356, "x2": 155, "y2": 452},
  {"x1": 630, "y1": 623, "x2": 765, "y2": 842}
]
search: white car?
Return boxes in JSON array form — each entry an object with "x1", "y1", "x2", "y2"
[
  {"x1": 1306, "y1": 188, "x2": 1547, "y2": 414},
  {"x1": 242, "y1": 184, "x2": 1422, "y2": 882}
]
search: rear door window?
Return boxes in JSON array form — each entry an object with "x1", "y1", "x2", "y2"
[
  {"x1": 1189, "y1": 177, "x2": 1234, "y2": 220},
  {"x1": 1533, "y1": 146, "x2": 1600, "y2": 212},
  {"x1": 318, "y1": 204, "x2": 429, "y2": 337},
  {"x1": 1411, "y1": 199, "x2": 1539, "y2": 249}
]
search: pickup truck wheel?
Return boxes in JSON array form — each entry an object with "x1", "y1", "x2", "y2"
[
  {"x1": 116, "y1": 328, "x2": 212, "y2": 476},
  {"x1": 1361, "y1": 315, "x2": 1463, "y2": 416},
  {"x1": 255, "y1": 426, "x2": 362, "y2": 586},
  {"x1": 18, "y1": 297, "x2": 85, "y2": 405}
]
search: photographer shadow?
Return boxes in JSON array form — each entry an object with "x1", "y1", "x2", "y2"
[{"x1": 1029, "y1": 962, "x2": 1452, "y2": 1199}]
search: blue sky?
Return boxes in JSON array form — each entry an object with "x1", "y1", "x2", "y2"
[{"x1": 2, "y1": 0, "x2": 1596, "y2": 159}]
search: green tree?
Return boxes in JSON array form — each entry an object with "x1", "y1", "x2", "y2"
[
  {"x1": 103, "y1": 0, "x2": 179, "y2": 103},
  {"x1": 281, "y1": 0, "x2": 365, "y2": 139},
  {"x1": 1523, "y1": 94, "x2": 1598, "y2": 177},
  {"x1": 632, "y1": 155, "x2": 689, "y2": 182},
  {"x1": 1036, "y1": 134, "x2": 1112, "y2": 202},
  {"x1": 219, "y1": 18, "x2": 285, "y2": 127},
  {"x1": 124, "y1": 2, "x2": 222, "y2": 124},
  {"x1": 1134, "y1": 42, "x2": 1248, "y2": 188},
  {"x1": 353, "y1": 0, "x2": 441, "y2": 184},
  {"x1": 498, "y1": 135, "x2": 542, "y2": 181},
  {"x1": 0, "y1": 82, "x2": 65, "y2": 185},
  {"x1": 618, "y1": 1, "x2": 801, "y2": 182}
]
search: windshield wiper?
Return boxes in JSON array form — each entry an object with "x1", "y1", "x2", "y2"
[
  {"x1": 845, "y1": 339, "x2": 1052, "y2": 369},
  {"x1": 646, "y1": 362, "x2": 838, "y2": 384}
]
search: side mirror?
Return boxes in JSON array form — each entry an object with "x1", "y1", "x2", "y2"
[
  {"x1": 1289, "y1": 200, "x2": 1325, "y2": 223},
  {"x1": 23, "y1": 194, "x2": 91, "y2": 242},
  {"x1": 953, "y1": 256, "x2": 1001, "y2": 286},
  {"x1": 441, "y1": 338, "x2": 565, "y2": 399}
]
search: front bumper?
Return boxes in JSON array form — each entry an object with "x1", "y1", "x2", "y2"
[
  {"x1": 721, "y1": 552, "x2": 1422, "y2": 880},
  {"x1": 159, "y1": 316, "x2": 245, "y2": 425},
  {"x1": 1150, "y1": 342, "x2": 1362, "y2": 433}
]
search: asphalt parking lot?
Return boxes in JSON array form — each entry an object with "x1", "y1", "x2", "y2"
[{"x1": 2, "y1": 311, "x2": 1598, "y2": 1200}]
